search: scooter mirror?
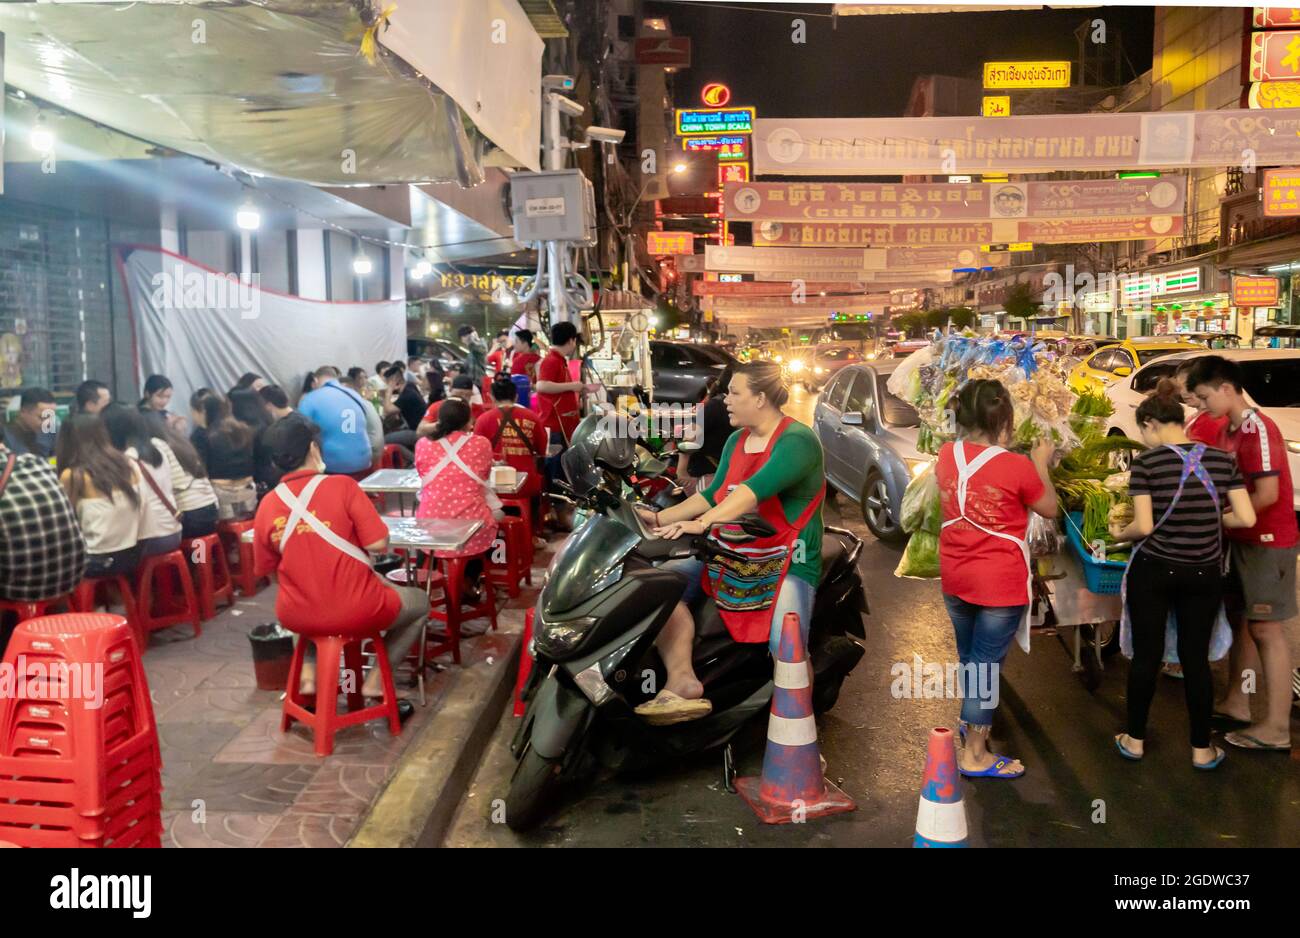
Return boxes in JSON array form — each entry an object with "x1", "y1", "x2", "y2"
[{"x1": 732, "y1": 513, "x2": 777, "y2": 539}]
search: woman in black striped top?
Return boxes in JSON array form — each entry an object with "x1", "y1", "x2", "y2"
[{"x1": 1109, "y1": 379, "x2": 1255, "y2": 770}]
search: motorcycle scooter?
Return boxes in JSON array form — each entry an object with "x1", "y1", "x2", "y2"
[{"x1": 505, "y1": 415, "x2": 867, "y2": 831}]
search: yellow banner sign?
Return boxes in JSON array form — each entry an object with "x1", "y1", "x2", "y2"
[
  {"x1": 982, "y1": 96, "x2": 1011, "y2": 118},
  {"x1": 1263, "y1": 167, "x2": 1300, "y2": 216},
  {"x1": 981, "y1": 242, "x2": 1034, "y2": 252},
  {"x1": 982, "y1": 61, "x2": 1071, "y2": 89}
]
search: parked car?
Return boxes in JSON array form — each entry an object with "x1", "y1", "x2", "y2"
[
  {"x1": 1252, "y1": 324, "x2": 1300, "y2": 349},
  {"x1": 813, "y1": 360, "x2": 929, "y2": 542},
  {"x1": 890, "y1": 339, "x2": 930, "y2": 359},
  {"x1": 407, "y1": 337, "x2": 469, "y2": 372},
  {"x1": 1101, "y1": 348, "x2": 1300, "y2": 510},
  {"x1": 1177, "y1": 331, "x2": 1241, "y2": 349},
  {"x1": 1067, "y1": 337, "x2": 1202, "y2": 393},
  {"x1": 649, "y1": 340, "x2": 736, "y2": 403}
]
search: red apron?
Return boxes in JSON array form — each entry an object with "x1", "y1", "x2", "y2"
[{"x1": 700, "y1": 416, "x2": 824, "y2": 644}]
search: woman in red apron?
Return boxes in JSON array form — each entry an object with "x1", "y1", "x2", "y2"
[
  {"x1": 633, "y1": 362, "x2": 825, "y2": 725},
  {"x1": 937, "y1": 379, "x2": 1057, "y2": 779}
]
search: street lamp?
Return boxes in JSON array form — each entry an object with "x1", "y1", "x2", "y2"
[
  {"x1": 30, "y1": 113, "x2": 55, "y2": 154},
  {"x1": 352, "y1": 255, "x2": 373, "y2": 276}
]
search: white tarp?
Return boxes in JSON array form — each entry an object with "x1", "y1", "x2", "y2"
[{"x1": 118, "y1": 245, "x2": 406, "y2": 411}]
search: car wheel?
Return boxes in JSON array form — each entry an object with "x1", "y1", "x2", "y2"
[{"x1": 861, "y1": 470, "x2": 906, "y2": 543}]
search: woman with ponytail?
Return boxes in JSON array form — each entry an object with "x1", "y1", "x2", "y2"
[
  {"x1": 1108, "y1": 378, "x2": 1254, "y2": 770},
  {"x1": 936, "y1": 378, "x2": 1058, "y2": 779}
]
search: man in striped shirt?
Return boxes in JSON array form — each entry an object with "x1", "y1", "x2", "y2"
[{"x1": 1188, "y1": 356, "x2": 1296, "y2": 753}]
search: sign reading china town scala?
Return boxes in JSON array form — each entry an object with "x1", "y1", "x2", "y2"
[
  {"x1": 676, "y1": 107, "x2": 755, "y2": 136},
  {"x1": 1232, "y1": 275, "x2": 1281, "y2": 307},
  {"x1": 751, "y1": 110, "x2": 1300, "y2": 175},
  {"x1": 723, "y1": 178, "x2": 1184, "y2": 223}
]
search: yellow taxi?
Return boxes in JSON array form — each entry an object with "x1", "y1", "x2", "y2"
[{"x1": 1067, "y1": 337, "x2": 1203, "y2": 393}]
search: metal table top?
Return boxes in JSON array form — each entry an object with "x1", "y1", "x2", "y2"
[
  {"x1": 359, "y1": 468, "x2": 529, "y2": 496},
  {"x1": 382, "y1": 516, "x2": 483, "y2": 551}
]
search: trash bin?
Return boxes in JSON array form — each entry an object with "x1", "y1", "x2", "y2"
[{"x1": 248, "y1": 623, "x2": 296, "y2": 691}]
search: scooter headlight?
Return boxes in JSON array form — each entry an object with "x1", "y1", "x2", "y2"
[{"x1": 534, "y1": 613, "x2": 598, "y2": 658}]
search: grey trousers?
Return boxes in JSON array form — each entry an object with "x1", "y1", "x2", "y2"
[{"x1": 301, "y1": 582, "x2": 428, "y2": 669}]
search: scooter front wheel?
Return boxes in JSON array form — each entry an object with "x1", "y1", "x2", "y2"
[{"x1": 504, "y1": 744, "x2": 564, "y2": 832}]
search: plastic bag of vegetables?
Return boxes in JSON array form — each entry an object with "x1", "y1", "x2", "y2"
[
  {"x1": 894, "y1": 530, "x2": 940, "y2": 579},
  {"x1": 899, "y1": 462, "x2": 941, "y2": 535},
  {"x1": 1026, "y1": 513, "x2": 1061, "y2": 558}
]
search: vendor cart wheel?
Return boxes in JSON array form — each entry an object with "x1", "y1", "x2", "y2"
[
  {"x1": 1078, "y1": 624, "x2": 1104, "y2": 692},
  {"x1": 861, "y1": 471, "x2": 906, "y2": 544},
  {"x1": 1097, "y1": 619, "x2": 1120, "y2": 657}
]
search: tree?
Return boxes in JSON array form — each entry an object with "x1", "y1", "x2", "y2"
[{"x1": 1003, "y1": 282, "x2": 1041, "y2": 322}]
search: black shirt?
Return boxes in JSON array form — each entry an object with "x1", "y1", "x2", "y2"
[
  {"x1": 1129, "y1": 443, "x2": 1244, "y2": 566},
  {"x1": 687, "y1": 397, "x2": 731, "y2": 478},
  {"x1": 192, "y1": 426, "x2": 255, "y2": 481},
  {"x1": 394, "y1": 382, "x2": 426, "y2": 431}
]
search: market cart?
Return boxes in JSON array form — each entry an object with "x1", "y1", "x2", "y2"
[{"x1": 1031, "y1": 548, "x2": 1122, "y2": 692}]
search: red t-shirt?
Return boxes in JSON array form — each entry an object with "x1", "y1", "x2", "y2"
[
  {"x1": 936, "y1": 442, "x2": 1045, "y2": 607},
  {"x1": 422, "y1": 399, "x2": 485, "y2": 426},
  {"x1": 536, "y1": 349, "x2": 580, "y2": 437},
  {"x1": 1216, "y1": 409, "x2": 1298, "y2": 547},
  {"x1": 252, "y1": 470, "x2": 399, "y2": 634},
  {"x1": 511, "y1": 350, "x2": 541, "y2": 379},
  {"x1": 474, "y1": 405, "x2": 548, "y2": 496},
  {"x1": 1186, "y1": 410, "x2": 1228, "y2": 446},
  {"x1": 487, "y1": 348, "x2": 506, "y2": 374}
]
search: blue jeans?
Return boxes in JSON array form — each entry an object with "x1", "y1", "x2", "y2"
[
  {"x1": 941, "y1": 594, "x2": 1025, "y2": 727},
  {"x1": 664, "y1": 556, "x2": 816, "y2": 658}
]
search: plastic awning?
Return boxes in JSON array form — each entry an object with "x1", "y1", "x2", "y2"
[{"x1": 0, "y1": 0, "x2": 543, "y2": 186}]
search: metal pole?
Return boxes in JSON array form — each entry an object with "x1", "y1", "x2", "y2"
[{"x1": 543, "y1": 92, "x2": 573, "y2": 326}]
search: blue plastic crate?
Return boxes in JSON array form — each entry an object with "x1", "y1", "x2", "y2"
[{"x1": 1064, "y1": 511, "x2": 1126, "y2": 595}]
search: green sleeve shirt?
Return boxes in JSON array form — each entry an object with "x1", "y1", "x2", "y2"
[{"x1": 702, "y1": 421, "x2": 824, "y2": 588}]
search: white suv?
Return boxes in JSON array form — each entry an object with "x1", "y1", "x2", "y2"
[{"x1": 1103, "y1": 348, "x2": 1300, "y2": 511}]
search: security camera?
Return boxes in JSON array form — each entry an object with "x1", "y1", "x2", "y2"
[
  {"x1": 549, "y1": 93, "x2": 585, "y2": 118},
  {"x1": 585, "y1": 126, "x2": 626, "y2": 145},
  {"x1": 542, "y1": 74, "x2": 576, "y2": 92}
]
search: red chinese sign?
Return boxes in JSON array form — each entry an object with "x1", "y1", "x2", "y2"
[
  {"x1": 1263, "y1": 167, "x2": 1300, "y2": 215},
  {"x1": 1249, "y1": 30, "x2": 1300, "y2": 82},
  {"x1": 1253, "y1": 8, "x2": 1300, "y2": 28},
  {"x1": 645, "y1": 231, "x2": 696, "y2": 255},
  {"x1": 1232, "y1": 275, "x2": 1281, "y2": 306},
  {"x1": 718, "y1": 163, "x2": 750, "y2": 188}
]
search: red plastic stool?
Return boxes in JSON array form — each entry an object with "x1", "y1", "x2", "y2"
[
  {"x1": 378, "y1": 444, "x2": 404, "y2": 470},
  {"x1": 181, "y1": 534, "x2": 234, "y2": 622},
  {"x1": 280, "y1": 630, "x2": 402, "y2": 757},
  {"x1": 426, "y1": 551, "x2": 498, "y2": 665},
  {"x1": 134, "y1": 551, "x2": 201, "y2": 638},
  {"x1": 498, "y1": 493, "x2": 536, "y2": 572},
  {"x1": 69, "y1": 576, "x2": 144, "y2": 650},
  {"x1": 486, "y1": 516, "x2": 529, "y2": 598},
  {"x1": 217, "y1": 519, "x2": 266, "y2": 597},
  {"x1": 0, "y1": 595, "x2": 72, "y2": 625}
]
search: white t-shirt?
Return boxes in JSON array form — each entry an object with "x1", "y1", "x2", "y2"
[
  {"x1": 155, "y1": 438, "x2": 218, "y2": 513},
  {"x1": 75, "y1": 486, "x2": 140, "y2": 555},
  {"x1": 126, "y1": 446, "x2": 182, "y2": 541}
]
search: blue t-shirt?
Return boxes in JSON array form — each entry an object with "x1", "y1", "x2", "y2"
[{"x1": 298, "y1": 380, "x2": 372, "y2": 474}]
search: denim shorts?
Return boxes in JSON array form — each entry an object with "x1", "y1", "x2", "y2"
[{"x1": 662, "y1": 556, "x2": 816, "y2": 656}]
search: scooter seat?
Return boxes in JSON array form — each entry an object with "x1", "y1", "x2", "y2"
[{"x1": 820, "y1": 533, "x2": 848, "y2": 586}]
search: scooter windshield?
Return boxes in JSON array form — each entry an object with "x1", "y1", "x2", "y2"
[{"x1": 543, "y1": 513, "x2": 640, "y2": 616}]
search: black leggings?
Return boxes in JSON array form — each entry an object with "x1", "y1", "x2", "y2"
[{"x1": 1124, "y1": 551, "x2": 1222, "y2": 748}]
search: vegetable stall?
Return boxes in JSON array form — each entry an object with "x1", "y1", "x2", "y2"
[{"x1": 886, "y1": 334, "x2": 1141, "y2": 690}]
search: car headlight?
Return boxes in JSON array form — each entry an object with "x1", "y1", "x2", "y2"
[
  {"x1": 788, "y1": 359, "x2": 805, "y2": 373},
  {"x1": 533, "y1": 613, "x2": 597, "y2": 658},
  {"x1": 866, "y1": 352, "x2": 877, "y2": 360},
  {"x1": 1287, "y1": 440, "x2": 1300, "y2": 455},
  {"x1": 905, "y1": 458, "x2": 931, "y2": 478}
]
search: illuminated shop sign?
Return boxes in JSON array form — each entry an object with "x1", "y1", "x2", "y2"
[{"x1": 676, "y1": 107, "x2": 755, "y2": 136}]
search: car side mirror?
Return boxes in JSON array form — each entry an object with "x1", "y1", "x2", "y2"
[
  {"x1": 1112, "y1": 366, "x2": 1132, "y2": 377},
  {"x1": 841, "y1": 411, "x2": 865, "y2": 426}
]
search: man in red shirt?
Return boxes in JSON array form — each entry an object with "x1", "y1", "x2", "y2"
[
  {"x1": 535, "y1": 321, "x2": 600, "y2": 493},
  {"x1": 418, "y1": 375, "x2": 485, "y2": 436},
  {"x1": 1175, "y1": 358, "x2": 1228, "y2": 445},
  {"x1": 1188, "y1": 355, "x2": 1296, "y2": 752},
  {"x1": 509, "y1": 329, "x2": 541, "y2": 382},
  {"x1": 486, "y1": 330, "x2": 510, "y2": 376},
  {"x1": 253, "y1": 416, "x2": 425, "y2": 707}
]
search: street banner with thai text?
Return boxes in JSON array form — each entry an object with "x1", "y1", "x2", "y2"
[
  {"x1": 752, "y1": 110, "x2": 1300, "y2": 175},
  {"x1": 693, "y1": 279, "x2": 878, "y2": 296},
  {"x1": 705, "y1": 244, "x2": 886, "y2": 273},
  {"x1": 753, "y1": 220, "x2": 994, "y2": 246}
]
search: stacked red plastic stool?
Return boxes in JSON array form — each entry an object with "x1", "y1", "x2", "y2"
[{"x1": 0, "y1": 613, "x2": 162, "y2": 847}]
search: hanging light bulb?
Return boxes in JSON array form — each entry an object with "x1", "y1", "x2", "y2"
[
  {"x1": 352, "y1": 255, "x2": 373, "y2": 276},
  {"x1": 447, "y1": 294, "x2": 463, "y2": 309},
  {"x1": 30, "y1": 113, "x2": 55, "y2": 154},
  {"x1": 235, "y1": 201, "x2": 261, "y2": 231}
]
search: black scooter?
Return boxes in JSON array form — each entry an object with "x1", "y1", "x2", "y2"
[{"x1": 504, "y1": 416, "x2": 867, "y2": 831}]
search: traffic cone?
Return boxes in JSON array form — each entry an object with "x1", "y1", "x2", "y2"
[
  {"x1": 913, "y1": 727, "x2": 968, "y2": 847},
  {"x1": 512, "y1": 608, "x2": 535, "y2": 718},
  {"x1": 735, "y1": 612, "x2": 856, "y2": 824}
]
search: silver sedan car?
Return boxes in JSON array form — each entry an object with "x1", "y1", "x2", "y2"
[{"x1": 812, "y1": 360, "x2": 930, "y2": 542}]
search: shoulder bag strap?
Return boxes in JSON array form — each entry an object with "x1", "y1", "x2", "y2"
[{"x1": 134, "y1": 456, "x2": 181, "y2": 520}]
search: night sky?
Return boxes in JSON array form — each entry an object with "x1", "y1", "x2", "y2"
[{"x1": 644, "y1": 2, "x2": 1156, "y2": 117}]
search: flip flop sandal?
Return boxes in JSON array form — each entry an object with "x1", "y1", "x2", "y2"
[
  {"x1": 1161, "y1": 663, "x2": 1184, "y2": 680},
  {"x1": 959, "y1": 754, "x2": 1025, "y2": 779},
  {"x1": 634, "y1": 691, "x2": 713, "y2": 726},
  {"x1": 1193, "y1": 747, "x2": 1225, "y2": 770},
  {"x1": 1211, "y1": 711, "x2": 1251, "y2": 726},
  {"x1": 1114, "y1": 734, "x2": 1144, "y2": 761},
  {"x1": 1224, "y1": 731, "x2": 1292, "y2": 752}
]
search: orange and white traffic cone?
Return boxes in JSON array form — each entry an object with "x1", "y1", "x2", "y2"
[
  {"x1": 735, "y1": 611, "x2": 856, "y2": 824},
  {"x1": 512, "y1": 608, "x2": 535, "y2": 718},
  {"x1": 913, "y1": 727, "x2": 968, "y2": 847}
]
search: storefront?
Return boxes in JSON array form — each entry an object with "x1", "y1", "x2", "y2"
[{"x1": 1115, "y1": 264, "x2": 1232, "y2": 339}]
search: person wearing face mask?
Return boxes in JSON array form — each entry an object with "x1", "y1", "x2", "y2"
[
  {"x1": 631, "y1": 361, "x2": 825, "y2": 725},
  {"x1": 252, "y1": 415, "x2": 425, "y2": 709}
]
